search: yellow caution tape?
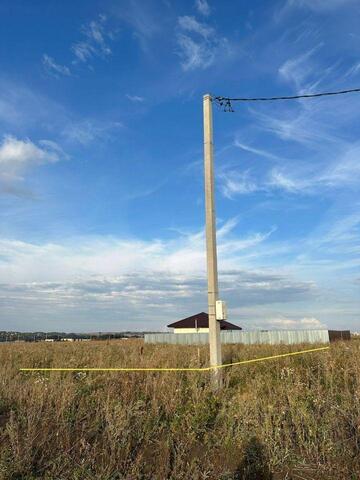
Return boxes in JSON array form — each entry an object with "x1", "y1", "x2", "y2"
[{"x1": 19, "y1": 346, "x2": 329, "y2": 372}]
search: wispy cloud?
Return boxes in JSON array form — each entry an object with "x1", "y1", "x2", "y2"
[
  {"x1": 278, "y1": 44, "x2": 323, "y2": 90},
  {"x1": 42, "y1": 54, "x2": 71, "y2": 78},
  {"x1": 345, "y1": 61, "x2": 360, "y2": 78},
  {"x1": 219, "y1": 170, "x2": 260, "y2": 198},
  {"x1": 226, "y1": 38, "x2": 360, "y2": 201},
  {"x1": 234, "y1": 139, "x2": 281, "y2": 161},
  {"x1": 250, "y1": 106, "x2": 339, "y2": 146},
  {"x1": 286, "y1": 0, "x2": 357, "y2": 12},
  {"x1": 176, "y1": 35, "x2": 212, "y2": 70},
  {"x1": 178, "y1": 15, "x2": 214, "y2": 38},
  {"x1": 62, "y1": 120, "x2": 123, "y2": 145},
  {"x1": 112, "y1": 0, "x2": 160, "y2": 53},
  {"x1": 268, "y1": 169, "x2": 300, "y2": 192},
  {"x1": 126, "y1": 94, "x2": 145, "y2": 102},
  {"x1": 72, "y1": 14, "x2": 112, "y2": 64},
  {"x1": 42, "y1": 14, "x2": 115, "y2": 77},
  {"x1": 268, "y1": 142, "x2": 360, "y2": 193},
  {"x1": 176, "y1": 15, "x2": 228, "y2": 71},
  {"x1": 303, "y1": 209, "x2": 360, "y2": 254},
  {"x1": 195, "y1": 0, "x2": 211, "y2": 16},
  {"x1": 219, "y1": 141, "x2": 360, "y2": 198},
  {"x1": 0, "y1": 78, "x2": 124, "y2": 148},
  {"x1": 0, "y1": 78, "x2": 69, "y2": 130}
]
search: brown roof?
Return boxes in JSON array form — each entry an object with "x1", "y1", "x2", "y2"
[{"x1": 167, "y1": 312, "x2": 242, "y2": 330}]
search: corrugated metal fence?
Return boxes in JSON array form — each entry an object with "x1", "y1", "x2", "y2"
[{"x1": 144, "y1": 330, "x2": 330, "y2": 345}]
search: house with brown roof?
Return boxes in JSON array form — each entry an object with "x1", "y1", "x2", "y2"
[{"x1": 167, "y1": 312, "x2": 242, "y2": 334}]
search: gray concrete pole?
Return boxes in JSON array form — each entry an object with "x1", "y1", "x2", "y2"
[{"x1": 203, "y1": 94, "x2": 222, "y2": 388}]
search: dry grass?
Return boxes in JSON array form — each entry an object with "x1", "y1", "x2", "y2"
[{"x1": 0, "y1": 339, "x2": 359, "y2": 479}]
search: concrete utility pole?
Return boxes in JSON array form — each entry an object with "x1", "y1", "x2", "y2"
[{"x1": 203, "y1": 93, "x2": 222, "y2": 388}]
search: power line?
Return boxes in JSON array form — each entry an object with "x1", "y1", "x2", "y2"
[{"x1": 213, "y1": 87, "x2": 360, "y2": 111}]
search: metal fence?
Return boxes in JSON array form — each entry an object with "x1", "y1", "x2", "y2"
[
  {"x1": 144, "y1": 330, "x2": 330, "y2": 345},
  {"x1": 328, "y1": 330, "x2": 351, "y2": 342}
]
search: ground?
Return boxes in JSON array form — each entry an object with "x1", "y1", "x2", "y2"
[{"x1": 0, "y1": 339, "x2": 359, "y2": 479}]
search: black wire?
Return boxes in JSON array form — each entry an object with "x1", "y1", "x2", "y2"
[{"x1": 213, "y1": 87, "x2": 360, "y2": 111}]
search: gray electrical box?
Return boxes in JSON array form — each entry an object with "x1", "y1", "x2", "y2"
[{"x1": 215, "y1": 300, "x2": 227, "y2": 320}]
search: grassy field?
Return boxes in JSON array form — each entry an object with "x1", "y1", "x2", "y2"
[{"x1": 0, "y1": 339, "x2": 359, "y2": 480}]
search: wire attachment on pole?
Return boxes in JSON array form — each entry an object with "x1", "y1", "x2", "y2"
[{"x1": 213, "y1": 96, "x2": 234, "y2": 112}]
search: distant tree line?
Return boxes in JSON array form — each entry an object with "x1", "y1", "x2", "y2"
[{"x1": 0, "y1": 331, "x2": 144, "y2": 342}]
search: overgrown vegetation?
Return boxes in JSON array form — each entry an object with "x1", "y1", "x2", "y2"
[{"x1": 0, "y1": 340, "x2": 359, "y2": 479}]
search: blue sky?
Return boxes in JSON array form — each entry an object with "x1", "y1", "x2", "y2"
[{"x1": 0, "y1": 0, "x2": 359, "y2": 332}]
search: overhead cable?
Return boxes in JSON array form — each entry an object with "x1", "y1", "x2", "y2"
[{"x1": 213, "y1": 87, "x2": 360, "y2": 111}]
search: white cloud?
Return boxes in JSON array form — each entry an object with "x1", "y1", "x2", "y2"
[
  {"x1": 62, "y1": 120, "x2": 123, "y2": 145},
  {"x1": 42, "y1": 54, "x2": 71, "y2": 78},
  {"x1": 234, "y1": 139, "x2": 281, "y2": 161},
  {"x1": 0, "y1": 78, "x2": 69, "y2": 131},
  {"x1": 0, "y1": 135, "x2": 66, "y2": 197},
  {"x1": 1, "y1": 210, "x2": 358, "y2": 330},
  {"x1": 0, "y1": 78, "x2": 125, "y2": 151},
  {"x1": 176, "y1": 34, "x2": 214, "y2": 70},
  {"x1": 176, "y1": 15, "x2": 228, "y2": 71},
  {"x1": 300, "y1": 316, "x2": 326, "y2": 327},
  {"x1": 250, "y1": 102, "x2": 343, "y2": 147},
  {"x1": 178, "y1": 15, "x2": 214, "y2": 38},
  {"x1": 268, "y1": 143, "x2": 360, "y2": 194},
  {"x1": 303, "y1": 210, "x2": 360, "y2": 255},
  {"x1": 324, "y1": 145, "x2": 360, "y2": 186},
  {"x1": 0, "y1": 219, "x2": 275, "y2": 283},
  {"x1": 219, "y1": 170, "x2": 260, "y2": 198},
  {"x1": 218, "y1": 228, "x2": 277, "y2": 256},
  {"x1": 221, "y1": 141, "x2": 360, "y2": 198},
  {"x1": 72, "y1": 14, "x2": 112, "y2": 64},
  {"x1": 268, "y1": 169, "x2": 300, "y2": 192},
  {"x1": 264, "y1": 316, "x2": 326, "y2": 329},
  {"x1": 0, "y1": 268, "x2": 315, "y2": 331},
  {"x1": 345, "y1": 61, "x2": 360, "y2": 78},
  {"x1": 286, "y1": 0, "x2": 357, "y2": 12},
  {"x1": 0, "y1": 135, "x2": 62, "y2": 172},
  {"x1": 217, "y1": 217, "x2": 238, "y2": 238},
  {"x1": 0, "y1": 222, "x2": 317, "y2": 331},
  {"x1": 217, "y1": 134, "x2": 360, "y2": 198},
  {"x1": 126, "y1": 94, "x2": 145, "y2": 102},
  {"x1": 242, "y1": 43, "x2": 360, "y2": 198},
  {"x1": 113, "y1": 1, "x2": 160, "y2": 48},
  {"x1": 195, "y1": 0, "x2": 211, "y2": 16},
  {"x1": 278, "y1": 44, "x2": 323, "y2": 90},
  {"x1": 0, "y1": 78, "x2": 124, "y2": 150},
  {"x1": 43, "y1": 14, "x2": 116, "y2": 75}
]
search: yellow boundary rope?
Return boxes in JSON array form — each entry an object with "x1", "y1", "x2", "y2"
[{"x1": 20, "y1": 346, "x2": 329, "y2": 372}]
